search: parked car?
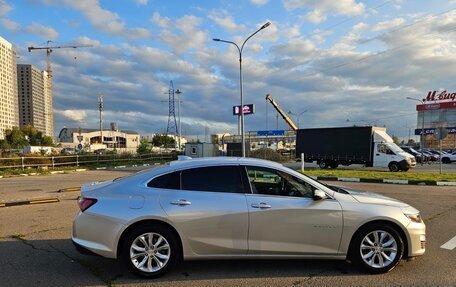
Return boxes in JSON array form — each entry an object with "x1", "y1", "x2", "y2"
[
  {"x1": 400, "y1": 146, "x2": 428, "y2": 163},
  {"x1": 72, "y1": 157, "x2": 426, "y2": 278},
  {"x1": 60, "y1": 147, "x2": 76, "y2": 155},
  {"x1": 94, "y1": 148, "x2": 107, "y2": 155},
  {"x1": 440, "y1": 152, "x2": 456, "y2": 164},
  {"x1": 422, "y1": 150, "x2": 439, "y2": 161}
]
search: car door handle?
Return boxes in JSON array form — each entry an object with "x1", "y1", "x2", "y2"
[
  {"x1": 251, "y1": 202, "x2": 271, "y2": 209},
  {"x1": 171, "y1": 199, "x2": 191, "y2": 206}
]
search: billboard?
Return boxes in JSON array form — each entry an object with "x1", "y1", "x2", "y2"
[{"x1": 233, "y1": 104, "x2": 255, "y2": 115}]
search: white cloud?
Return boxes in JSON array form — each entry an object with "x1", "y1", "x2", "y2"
[
  {"x1": 373, "y1": 18, "x2": 405, "y2": 32},
  {"x1": 353, "y1": 22, "x2": 369, "y2": 32},
  {"x1": 25, "y1": 22, "x2": 58, "y2": 40},
  {"x1": 209, "y1": 10, "x2": 245, "y2": 33},
  {"x1": 56, "y1": 109, "x2": 87, "y2": 122},
  {"x1": 134, "y1": 0, "x2": 148, "y2": 5},
  {"x1": 158, "y1": 15, "x2": 208, "y2": 54},
  {"x1": 0, "y1": 0, "x2": 12, "y2": 16},
  {"x1": 250, "y1": 0, "x2": 269, "y2": 5},
  {"x1": 284, "y1": 0, "x2": 365, "y2": 23},
  {"x1": 58, "y1": 0, "x2": 150, "y2": 39},
  {"x1": 150, "y1": 12, "x2": 170, "y2": 28},
  {"x1": 0, "y1": 18, "x2": 19, "y2": 31}
]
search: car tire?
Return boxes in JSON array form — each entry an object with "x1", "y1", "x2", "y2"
[
  {"x1": 329, "y1": 161, "x2": 339, "y2": 169},
  {"x1": 121, "y1": 224, "x2": 179, "y2": 278},
  {"x1": 442, "y1": 157, "x2": 451, "y2": 164},
  {"x1": 351, "y1": 224, "x2": 404, "y2": 274},
  {"x1": 318, "y1": 161, "x2": 329, "y2": 169},
  {"x1": 388, "y1": 162, "x2": 399, "y2": 172}
]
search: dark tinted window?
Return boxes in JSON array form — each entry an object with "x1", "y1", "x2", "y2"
[
  {"x1": 147, "y1": 171, "x2": 180, "y2": 189},
  {"x1": 181, "y1": 166, "x2": 243, "y2": 193}
]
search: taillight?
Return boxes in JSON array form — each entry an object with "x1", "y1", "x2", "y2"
[{"x1": 78, "y1": 197, "x2": 97, "y2": 212}]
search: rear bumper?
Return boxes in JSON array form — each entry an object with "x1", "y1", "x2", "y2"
[{"x1": 72, "y1": 239, "x2": 101, "y2": 256}]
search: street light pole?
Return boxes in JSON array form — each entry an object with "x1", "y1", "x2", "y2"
[
  {"x1": 213, "y1": 22, "x2": 271, "y2": 157},
  {"x1": 176, "y1": 89, "x2": 182, "y2": 150},
  {"x1": 406, "y1": 97, "x2": 425, "y2": 165},
  {"x1": 288, "y1": 110, "x2": 307, "y2": 129}
]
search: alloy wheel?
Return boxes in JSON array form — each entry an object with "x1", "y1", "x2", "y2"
[
  {"x1": 130, "y1": 232, "x2": 171, "y2": 273},
  {"x1": 360, "y1": 230, "x2": 398, "y2": 269}
]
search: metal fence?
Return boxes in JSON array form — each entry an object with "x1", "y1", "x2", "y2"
[{"x1": 0, "y1": 153, "x2": 177, "y2": 170}]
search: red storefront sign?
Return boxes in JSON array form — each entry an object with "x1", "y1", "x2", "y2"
[
  {"x1": 416, "y1": 101, "x2": 456, "y2": 111},
  {"x1": 416, "y1": 90, "x2": 456, "y2": 111}
]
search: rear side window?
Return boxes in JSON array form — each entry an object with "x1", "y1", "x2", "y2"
[
  {"x1": 181, "y1": 166, "x2": 243, "y2": 193},
  {"x1": 147, "y1": 171, "x2": 180, "y2": 189}
]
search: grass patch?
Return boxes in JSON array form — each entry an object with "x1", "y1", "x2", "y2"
[{"x1": 301, "y1": 169, "x2": 456, "y2": 182}]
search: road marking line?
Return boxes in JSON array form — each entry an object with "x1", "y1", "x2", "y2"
[{"x1": 441, "y1": 235, "x2": 456, "y2": 250}]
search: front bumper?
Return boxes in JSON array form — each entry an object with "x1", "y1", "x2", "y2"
[
  {"x1": 406, "y1": 221, "x2": 426, "y2": 257},
  {"x1": 399, "y1": 159, "x2": 415, "y2": 170}
]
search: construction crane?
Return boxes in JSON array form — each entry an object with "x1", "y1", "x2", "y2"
[
  {"x1": 265, "y1": 94, "x2": 298, "y2": 131},
  {"x1": 28, "y1": 40, "x2": 93, "y2": 138}
]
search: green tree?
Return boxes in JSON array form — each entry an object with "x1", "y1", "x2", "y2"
[
  {"x1": 22, "y1": 124, "x2": 42, "y2": 145},
  {"x1": 137, "y1": 138, "x2": 151, "y2": 154},
  {"x1": 392, "y1": 135, "x2": 401, "y2": 145},
  {"x1": 152, "y1": 134, "x2": 176, "y2": 148},
  {"x1": 3, "y1": 127, "x2": 28, "y2": 149},
  {"x1": 41, "y1": 136, "x2": 54, "y2": 146}
]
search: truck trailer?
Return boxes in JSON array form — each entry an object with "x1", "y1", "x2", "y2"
[{"x1": 296, "y1": 126, "x2": 416, "y2": 172}]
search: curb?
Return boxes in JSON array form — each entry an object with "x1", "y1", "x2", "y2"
[
  {"x1": 58, "y1": 187, "x2": 81, "y2": 193},
  {"x1": 0, "y1": 198, "x2": 60, "y2": 208},
  {"x1": 312, "y1": 176, "x2": 456, "y2": 186}
]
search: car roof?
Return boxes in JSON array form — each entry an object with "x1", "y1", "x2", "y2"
[{"x1": 168, "y1": 156, "x2": 285, "y2": 169}]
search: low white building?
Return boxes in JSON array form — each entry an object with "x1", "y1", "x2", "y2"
[{"x1": 58, "y1": 128, "x2": 140, "y2": 154}]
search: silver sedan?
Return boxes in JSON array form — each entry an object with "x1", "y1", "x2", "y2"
[{"x1": 72, "y1": 157, "x2": 426, "y2": 278}]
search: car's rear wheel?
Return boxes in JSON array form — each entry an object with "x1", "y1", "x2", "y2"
[
  {"x1": 351, "y1": 224, "x2": 404, "y2": 273},
  {"x1": 318, "y1": 161, "x2": 329, "y2": 169},
  {"x1": 442, "y1": 157, "x2": 451, "y2": 164},
  {"x1": 121, "y1": 224, "x2": 179, "y2": 278}
]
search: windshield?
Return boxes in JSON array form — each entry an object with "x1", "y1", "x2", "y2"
[{"x1": 386, "y1": 143, "x2": 405, "y2": 154}]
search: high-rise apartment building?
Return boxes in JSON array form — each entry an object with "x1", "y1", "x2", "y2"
[
  {"x1": 17, "y1": 64, "x2": 53, "y2": 138},
  {"x1": 0, "y1": 36, "x2": 19, "y2": 139}
]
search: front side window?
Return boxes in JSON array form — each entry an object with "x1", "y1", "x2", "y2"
[
  {"x1": 181, "y1": 166, "x2": 243, "y2": 193},
  {"x1": 246, "y1": 166, "x2": 314, "y2": 198}
]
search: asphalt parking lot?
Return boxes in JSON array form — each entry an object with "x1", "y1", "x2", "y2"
[{"x1": 0, "y1": 168, "x2": 455, "y2": 287}]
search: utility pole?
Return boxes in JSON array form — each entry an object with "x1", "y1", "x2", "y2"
[{"x1": 98, "y1": 95, "x2": 103, "y2": 144}]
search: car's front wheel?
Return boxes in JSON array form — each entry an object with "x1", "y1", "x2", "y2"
[
  {"x1": 351, "y1": 224, "x2": 404, "y2": 273},
  {"x1": 121, "y1": 224, "x2": 179, "y2": 278}
]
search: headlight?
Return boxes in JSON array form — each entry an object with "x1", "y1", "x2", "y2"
[{"x1": 404, "y1": 212, "x2": 422, "y2": 223}]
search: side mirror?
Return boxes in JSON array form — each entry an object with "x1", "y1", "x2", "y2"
[{"x1": 313, "y1": 189, "x2": 327, "y2": 201}]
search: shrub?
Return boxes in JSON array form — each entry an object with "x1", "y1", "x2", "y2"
[{"x1": 248, "y1": 148, "x2": 285, "y2": 162}]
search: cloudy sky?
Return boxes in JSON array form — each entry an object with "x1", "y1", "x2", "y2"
[{"x1": 1, "y1": 0, "x2": 455, "y2": 140}]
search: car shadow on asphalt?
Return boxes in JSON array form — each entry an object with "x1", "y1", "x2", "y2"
[{"x1": 0, "y1": 238, "x2": 369, "y2": 286}]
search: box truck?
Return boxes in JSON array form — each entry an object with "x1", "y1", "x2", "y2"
[{"x1": 296, "y1": 126, "x2": 416, "y2": 172}]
